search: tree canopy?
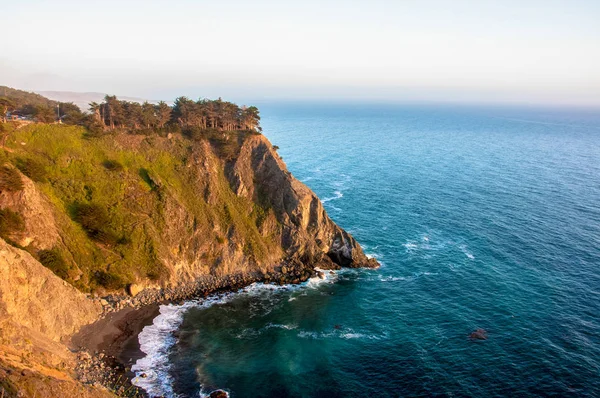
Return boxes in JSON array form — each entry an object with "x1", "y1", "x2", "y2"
[{"x1": 90, "y1": 95, "x2": 261, "y2": 134}]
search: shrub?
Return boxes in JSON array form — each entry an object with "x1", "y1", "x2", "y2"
[
  {"x1": 72, "y1": 203, "x2": 119, "y2": 246},
  {"x1": 163, "y1": 123, "x2": 181, "y2": 136},
  {"x1": 182, "y1": 126, "x2": 206, "y2": 141},
  {"x1": 15, "y1": 157, "x2": 47, "y2": 182},
  {"x1": 0, "y1": 208, "x2": 25, "y2": 239},
  {"x1": 0, "y1": 165, "x2": 23, "y2": 192},
  {"x1": 139, "y1": 168, "x2": 159, "y2": 190},
  {"x1": 94, "y1": 270, "x2": 125, "y2": 290},
  {"x1": 209, "y1": 133, "x2": 241, "y2": 160},
  {"x1": 84, "y1": 119, "x2": 107, "y2": 138},
  {"x1": 102, "y1": 159, "x2": 124, "y2": 172},
  {"x1": 38, "y1": 248, "x2": 70, "y2": 280}
]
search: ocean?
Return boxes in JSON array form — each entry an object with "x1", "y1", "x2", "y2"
[{"x1": 132, "y1": 102, "x2": 600, "y2": 397}]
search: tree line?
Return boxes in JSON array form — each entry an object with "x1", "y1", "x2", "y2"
[
  {"x1": 1, "y1": 86, "x2": 262, "y2": 135},
  {"x1": 88, "y1": 96, "x2": 261, "y2": 134}
]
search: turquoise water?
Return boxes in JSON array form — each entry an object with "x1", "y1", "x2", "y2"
[{"x1": 134, "y1": 103, "x2": 600, "y2": 397}]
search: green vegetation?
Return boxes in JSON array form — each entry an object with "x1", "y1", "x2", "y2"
[
  {"x1": 71, "y1": 202, "x2": 121, "y2": 246},
  {"x1": 0, "y1": 119, "x2": 276, "y2": 293},
  {"x1": 93, "y1": 270, "x2": 126, "y2": 290},
  {"x1": 15, "y1": 157, "x2": 47, "y2": 182},
  {"x1": 0, "y1": 208, "x2": 25, "y2": 241},
  {"x1": 38, "y1": 248, "x2": 70, "y2": 280},
  {"x1": 102, "y1": 159, "x2": 124, "y2": 171},
  {"x1": 0, "y1": 165, "x2": 24, "y2": 192}
]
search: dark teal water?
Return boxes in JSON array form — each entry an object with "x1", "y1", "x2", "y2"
[{"x1": 133, "y1": 103, "x2": 600, "y2": 397}]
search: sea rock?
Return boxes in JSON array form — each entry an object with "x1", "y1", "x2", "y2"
[{"x1": 469, "y1": 328, "x2": 488, "y2": 340}]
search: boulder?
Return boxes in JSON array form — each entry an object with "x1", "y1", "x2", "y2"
[{"x1": 127, "y1": 283, "x2": 143, "y2": 297}]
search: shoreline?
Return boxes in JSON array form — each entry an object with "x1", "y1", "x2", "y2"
[{"x1": 70, "y1": 263, "x2": 337, "y2": 396}]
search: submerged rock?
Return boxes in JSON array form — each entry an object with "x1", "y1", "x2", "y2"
[{"x1": 469, "y1": 328, "x2": 488, "y2": 340}]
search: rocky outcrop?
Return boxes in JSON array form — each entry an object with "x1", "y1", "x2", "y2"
[
  {"x1": 0, "y1": 238, "x2": 101, "y2": 342},
  {"x1": 228, "y1": 134, "x2": 378, "y2": 269},
  {"x1": 139, "y1": 133, "x2": 377, "y2": 287},
  {"x1": 0, "y1": 238, "x2": 109, "y2": 397},
  {"x1": 0, "y1": 167, "x2": 60, "y2": 250}
]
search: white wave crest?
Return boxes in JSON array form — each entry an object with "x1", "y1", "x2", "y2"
[
  {"x1": 403, "y1": 241, "x2": 418, "y2": 251},
  {"x1": 131, "y1": 301, "x2": 199, "y2": 397}
]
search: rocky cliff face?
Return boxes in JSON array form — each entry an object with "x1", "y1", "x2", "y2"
[
  {"x1": 108, "y1": 133, "x2": 377, "y2": 289},
  {"x1": 228, "y1": 135, "x2": 377, "y2": 269}
]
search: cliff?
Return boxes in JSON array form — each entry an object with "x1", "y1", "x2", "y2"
[{"x1": 0, "y1": 123, "x2": 377, "y2": 397}]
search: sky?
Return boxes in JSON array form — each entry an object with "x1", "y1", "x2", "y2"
[{"x1": 2, "y1": 0, "x2": 600, "y2": 106}]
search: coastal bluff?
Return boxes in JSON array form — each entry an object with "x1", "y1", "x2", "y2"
[{"x1": 0, "y1": 124, "x2": 377, "y2": 397}]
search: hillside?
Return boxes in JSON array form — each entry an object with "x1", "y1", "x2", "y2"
[{"x1": 0, "y1": 120, "x2": 377, "y2": 396}]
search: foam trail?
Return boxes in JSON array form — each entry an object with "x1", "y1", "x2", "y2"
[
  {"x1": 321, "y1": 190, "x2": 344, "y2": 203},
  {"x1": 459, "y1": 244, "x2": 475, "y2": 260}
]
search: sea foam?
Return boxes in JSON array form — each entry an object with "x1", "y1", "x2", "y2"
[{"x1": 132, "y1": 268, "x2": 341, "y2": 397}]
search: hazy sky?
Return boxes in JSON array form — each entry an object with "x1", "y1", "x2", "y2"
[{"x1": 2, "y1": 0, "x2": 599, "y2": 105}]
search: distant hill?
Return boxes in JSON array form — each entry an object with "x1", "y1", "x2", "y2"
[
  {"x1": 0, "y1": 86, "x2": 58, "y2": 108},
  {"x1": 38, "y1": 91, "x2": 159, "y2": 112}
]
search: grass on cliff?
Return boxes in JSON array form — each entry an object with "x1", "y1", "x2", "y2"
[{"x1": 0, "y1": 122, "x2": 278, "y2": 293}]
